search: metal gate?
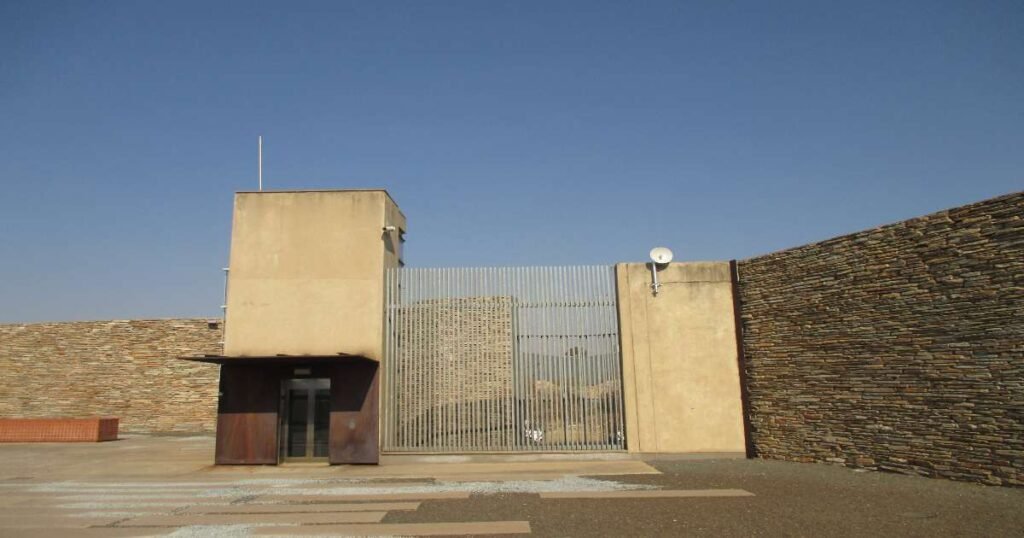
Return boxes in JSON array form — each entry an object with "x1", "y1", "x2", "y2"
[{"x1": 383, "y1": 266, "x2": 625, "y2": 452}]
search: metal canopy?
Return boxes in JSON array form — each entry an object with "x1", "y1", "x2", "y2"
[{"x1": 179, "y1": 354, "x2": 369, "y2": 365}]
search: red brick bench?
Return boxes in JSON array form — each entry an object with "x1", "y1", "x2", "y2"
[{"x1": 0, "y1": 417, "x2": 119, "y2": 442}]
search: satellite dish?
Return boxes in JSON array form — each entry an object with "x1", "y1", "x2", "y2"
[{"x1": 649, "y1": 247, "x2": 674, "y2": 265}]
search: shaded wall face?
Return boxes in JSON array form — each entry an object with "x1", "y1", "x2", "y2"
[
  {"x1": 0, "y1": 319, "x2": 221, "y2": 433},
  {"x1": 616, "y1": 262, "x2": 747, "y2": 453},
  {"x1": 224, "y1": 191, "x2": 404, "y2": 360},
  {"x1": 737, "y1": 192, "x2": 1024, "y2": 487}
]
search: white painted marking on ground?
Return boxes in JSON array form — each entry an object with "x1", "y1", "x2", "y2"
[
  {"x1": 166, "y1": 523, "x2": 294, "y2": 538},
  {"x1": 59, "y1": 502, "x2": 232, "y2": 509},
  {"x1": 55, "y1": 492, "x2": 243, "y2": 500},
  {"x1": 268, "y1": 476, "x2": 655, "y2": 496},
  {"x1": 50, "y1": 481, "x2": 244, "y2": 487}
]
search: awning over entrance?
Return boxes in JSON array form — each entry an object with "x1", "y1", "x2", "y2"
[{"x1": 179, "y1": 354, "x2": 367, "y2": 365}]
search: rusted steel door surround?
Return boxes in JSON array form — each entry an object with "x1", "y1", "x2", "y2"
[
  {"x1": 214, "y1": 360, "x2": 381, "y2": 465},
  {"x1": 215, "y1": 364, "x2": 279, "y2": 464},
  {"x1": 329, "y1": 361, "x2": 380, "y2": 464}
]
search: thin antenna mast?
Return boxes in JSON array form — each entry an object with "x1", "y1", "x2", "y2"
[{"x1": 258, "y1": 135, "x2": 263, "y2": 191}]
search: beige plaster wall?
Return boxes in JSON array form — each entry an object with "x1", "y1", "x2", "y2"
[
  {"x1": 223, "y1": 190, "x2": 404, "y2": 360},
  {"x1": 616, "y1": 261, "x2": 746, "y2": 453}
]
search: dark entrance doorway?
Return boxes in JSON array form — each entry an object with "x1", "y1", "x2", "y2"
[{"x1": 280, "y1": 378, "x2": 330, "y2": 461}]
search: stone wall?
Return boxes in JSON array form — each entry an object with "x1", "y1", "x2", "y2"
[
  {"x1": 737, "y1": 191, "x2": 1024, "y2": 486},
  {"x1": 0, "y1": 319, "x2": 222, "y2": 433},
  {"x1": 392, "y1": 297, "x2": 515, "y2": 449}
]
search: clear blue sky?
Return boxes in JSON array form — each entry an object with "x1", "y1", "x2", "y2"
[{"x1": 1, "y1": 1, "x2": 1021, "y2": 322}]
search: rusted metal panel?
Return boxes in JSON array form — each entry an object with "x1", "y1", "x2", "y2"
[
  {"x1": 329, "y1": 360, "x2": 380, "y2": 464},
  {"x1": 214, "y1": 364, "x2": 279, "y2": 464}
]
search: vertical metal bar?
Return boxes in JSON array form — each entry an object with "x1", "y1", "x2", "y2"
[
  {"x1": 385, "y1": 268, "x2": 392, "y2": 450},
  {"x1": 591, "y1": 266, "x2": 602, "y2": 450},
  {"x1": 592, "y1": 266, "x2": 604, "y2": 450},
  {"x1": 383, "y1": 268, "x2": 389, "y2": 450},
  {"x1": 382, "y1": 268, "x2": 389, "y2": 450},
  {"x1": 599, "y1": 266, "x2": 613, "y2": 450},
  {"x1": 577, "y1": 265, "x2": 588, "y2": 451},
  {"x1": 405, "y1": 268, "x2": 412, "y2": 451},
  {"x1": 543, "y1": 266, "x2": 555, "y2": 449},
  {"x1": 455, "y1": 267, "x2": 463, "y2": 452},
  {"x1": 395, "y1": 267, "x2": 402, "y2": 451},
  {"x1": 394, "y1": 267, "x2": 401, "y2": 451},
  {"x1": 559, "y1": 265, "x2": 572, "y2": 451},
  {"x1": 566, "y1": 266, "x2": 577, "y2": 451},
  {"x1": 412, "y1": 268, "x2": 419, "y2": 451},
  {"x1": 609, "y1": 265, "x2": 625, "y2": 450},
  {"x1": 499, "y1": 266, "x2": 507, "y2": 450},
  {"x1": 593, "y1": 266, "x2": 604, "y2": 450},
  {"x1": 459, "y1": 267, "x2": 464, "y2": 451},
  {"x1": 599, "y1": 266, "x2": 611, "y2": 450},
  {"x1": 416, "y1": 267, "x2": 424, "y2": 451},
  {"x1": 492, "y1": 267, "x2": 498, "y2": 450},
  {"x1": 443, "y1": 266, "x2": 451, "y2": 452},
  {"x1": 526, "y1": 267, "x2": 536, "y2": 451},
  {"x1": 581, "y1": 264, "x2": 589, "y2": 448},
  {"x1": 413, "y1": 268, "x2": 420, "y2": 452},
  {"x1": 393, "y1": 267, "x2": 400, "y2": 451},
  {"x1": 516, "y1": 266, "x2": 525, "y2": 451},
  {"x1": 512, "y1": 266, "x2": 520, "y2": 450},
  {"x1": 468, "y1": 266, "x2": 475, "y2": 450},
  {"x1": 396, "y1": 267, "x2": 403, "y2": 451},
  {"x1": 438, "y1": 266, "x2": 444, "y2": 452},
  {"x1": 492, "y1": 266, "x2": 498, "y2": 450},
  {"x1": 409, "y1": 267, "x2": 416, "y2": 452},
  {"x1": 419, "y1": 268, "x2": 426, "y2": 452},
  {"x1": 602, "y1": 266, "x2": 610, "y2": 449},
  {"x1": 485, "y1": 266, "x2": 492, "y2": 450},
  {"x1": 477, "y1": 266, "x2": 485, "y2": 450},
  {"x1": 423, "y1": 267, "x2": 429, "y2": 452},
  {"x1": 423, "y1": 266, "x2": 432, "y2": 448},
  {"x1": 578, "y1": 265, "x2": 589, "y2": 451},
  {"x1": 510, "y1": 267, "x2": 518, "y2": 451},
  {"x1": 416, "y1": 267, "x2": 423, "y2": 452},
  {"x1": 470, "y1": 267, "x2": 476, "y2": 451}
]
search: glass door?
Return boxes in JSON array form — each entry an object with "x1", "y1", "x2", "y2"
[{"x1": 280, "y1": 378, "x2": 331, "y2": 461}]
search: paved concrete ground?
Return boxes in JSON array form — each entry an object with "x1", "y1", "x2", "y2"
[{"x1": 1, "y1": 435, "x2": 1021, "y2": 537}]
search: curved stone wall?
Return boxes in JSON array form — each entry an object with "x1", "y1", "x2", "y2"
[{"x1": 738, "y1": 192, "x2": 1023, "y2": 486}]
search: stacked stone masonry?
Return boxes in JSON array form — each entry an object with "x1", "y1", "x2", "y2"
[
  {"x1": 394, "y1": 297, "x2": 515, "y2": 448},
  {"x1": 0, "y1": 319, "x2": 222, "y2": 433},
  {"x1": 737, "y1": 191, "x2": 1024, "y2": 487}
]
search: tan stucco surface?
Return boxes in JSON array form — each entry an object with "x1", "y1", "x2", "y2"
[
  {"x1": 223, "y1": 190, "x2": 405, "y2": 360},
  {"x1": 616, "y1": 262, "x2": 746, "y2": 454}
]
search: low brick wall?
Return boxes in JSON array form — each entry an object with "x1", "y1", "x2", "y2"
[
  {"x1": 0, "y1": 319, "x2": 222, "y2": 433},
  {"x1": 737, "y1": 192, "x2": 1024, "y2": 486},
  {"x1": 0, "y1": 417, "x2": 119, "y2": 442}
]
